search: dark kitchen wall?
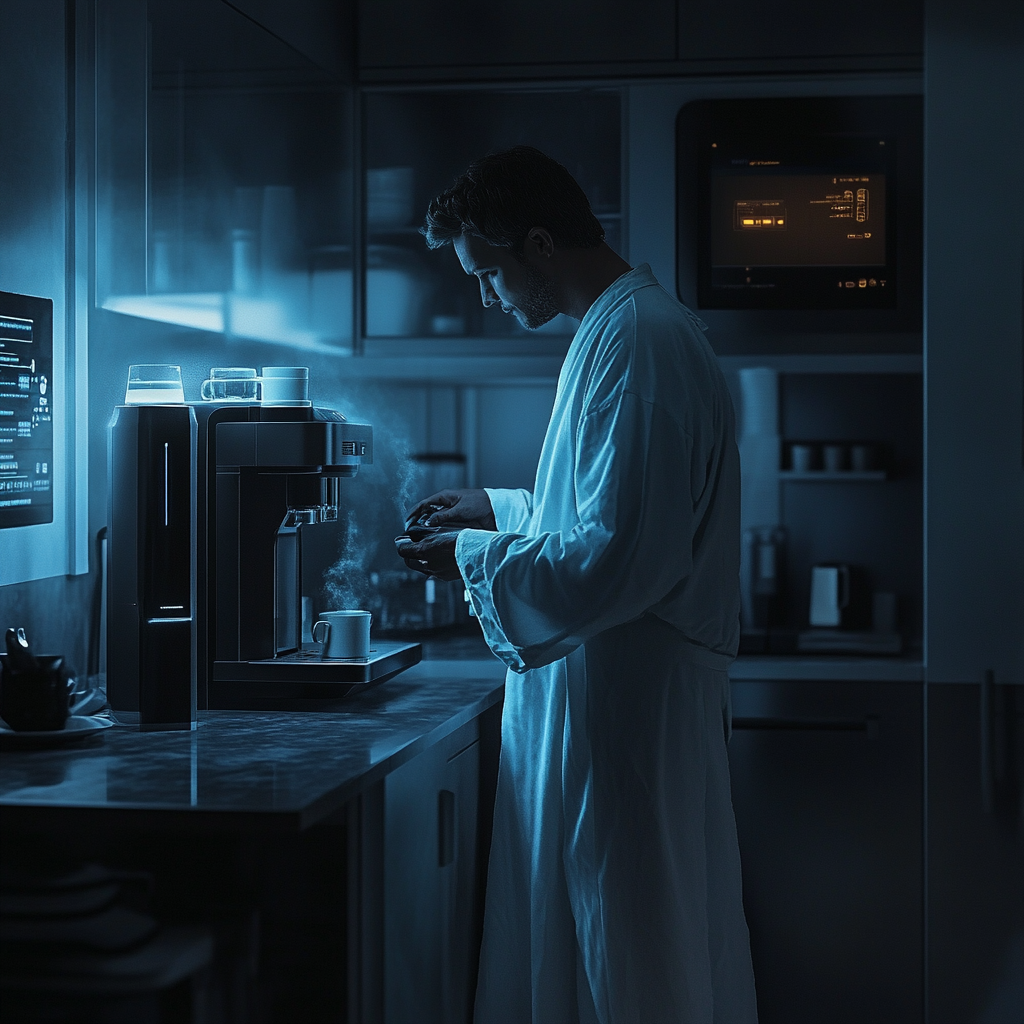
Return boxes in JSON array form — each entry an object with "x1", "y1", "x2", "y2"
[
  {"x1": 0, "y1": 1, "x2": 92, "y2": 672},
  {"x1": 2, "y1": 0, "x2": 927, "y2": 675}
]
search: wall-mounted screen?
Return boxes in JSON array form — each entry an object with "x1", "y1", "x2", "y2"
[
  {"x1": 678, "y1": 96, "x2": 921, "y2": 321},
  {"x1": 0, "y1": 291, "x2": 54, "y2": 528},
  {"x1": 706, "y1": 138, "x2": 893, "y2": 308}
]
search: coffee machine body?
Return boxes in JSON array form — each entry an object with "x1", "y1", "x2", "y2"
[
  {"x1": 194, "y1": 404, "x2": 420, "y2": 708},
  {"x1": 107, "y1": 404, "x2": 198, "y2": 730}
]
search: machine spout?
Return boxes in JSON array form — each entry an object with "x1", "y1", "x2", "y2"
[{"x1": 320, "y1": 476, "x2": 340, "y2": 522}]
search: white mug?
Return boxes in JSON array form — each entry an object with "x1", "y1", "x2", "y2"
[
  {"x1": 312, "y1": 610, "x2": 371, "y2": 659},
  {"x1": 201, "y1": 367, "x2": 261, "y2": 402},
  {"x1": 261, "y1": 366, "x2": 310, "y2": 406}
]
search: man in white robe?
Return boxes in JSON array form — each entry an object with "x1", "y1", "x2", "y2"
[{"x1": 397, "y1": 147, "x2": 757, "y2": 1024}]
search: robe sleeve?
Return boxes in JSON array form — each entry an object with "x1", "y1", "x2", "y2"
[
  {"x1": 456, "y1": 390, "x2": 699, "y2": 672},
  {"x1": 483, "y1": 487, "x2": 534, "y2": 533}
]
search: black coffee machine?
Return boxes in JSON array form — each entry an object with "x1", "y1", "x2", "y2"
[{"x1": 108, "y1": 400, "x2": 420, "y2": 722}]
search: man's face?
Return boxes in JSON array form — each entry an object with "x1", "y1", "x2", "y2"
[{"x1": 453, "y1": 233, "x2": 560, "y2": 330}]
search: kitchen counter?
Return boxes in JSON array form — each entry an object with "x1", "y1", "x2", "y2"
[
  {"x1": 0, "y1": 659, "x2": 505, "y2": 834},
  {"x1": 0, "y1": 636, "x2": 920, "y2": 832},
  {"x1": 404, "y1": 628, "x2": 926, "y2": 681}
]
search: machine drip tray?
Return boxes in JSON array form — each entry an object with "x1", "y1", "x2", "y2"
[{"x1": 209, "y1": 641, "x2": 422, "y2": 707}]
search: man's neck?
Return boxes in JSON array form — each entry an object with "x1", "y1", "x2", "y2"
[{"x1": 548, "y1": 244, "x2": 634, "y2": 322}]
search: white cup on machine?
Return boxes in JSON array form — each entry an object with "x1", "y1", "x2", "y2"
[
  {"x1": 260, "y1": 366, "x2": 310, "y2": 406},
  {"x1": 200, "y1": 367, "x2": 261, "y2": 402},
  {"x1": 312, "y1": 610, "x2": 372, "y2": 659}
]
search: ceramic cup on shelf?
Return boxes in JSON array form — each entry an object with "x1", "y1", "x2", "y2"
[
  {"x1": 312, "y1": 610, "x2": 372, "y2": 660},
  {"x1": 790, "y1": 443, "x2": 818, "y2": 473},
  {"x1": 851, "y1": 443, "x2": 877, "y2": 472},
  {"x1": 823, "y1": 444, "x2": 848, "y2": 473}
]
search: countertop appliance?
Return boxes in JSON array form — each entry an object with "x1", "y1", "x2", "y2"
[
  {"x1": 194, "y1": 403, "x2": 420, "y2": 707},
  {"x1": 809, "y1": 563, "x2": 850, "y2": 627},
  {"x1": 107, "y1": 403, "x2": 198, "y2": 729},
  {"x1": 109, "y1": 399, "x2": 420, "y2": 716}
]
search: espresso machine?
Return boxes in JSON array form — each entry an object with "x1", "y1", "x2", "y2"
[
  {"x1": 195, "y1": 402, "x2": 419, "y2": 707},
  {"x1": 109, "y1": 395, "x2": 421, "y2": 718}
]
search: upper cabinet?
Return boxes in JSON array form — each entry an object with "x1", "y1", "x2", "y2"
[
  {"x1": 362, "y1": 87, "x2": 621, "y2": 346},
  {"x1": 923, "y1": 0, "x2": 1023, "y2": 686},
  {"x1": 678, "y1": 0, "x2": 922, "y2": 63},
  {"x1": 96, "y1": 0, "x2": 355, "y2": 352},
  {"x1": 357, "y1": 0, "x2": 921, "y2": 80},
  {"x1": 358, "y1": 0, "x2": 676, "y2": 71}
]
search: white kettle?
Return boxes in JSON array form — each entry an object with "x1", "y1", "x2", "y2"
[{"x1": 809, "y1": 564, "x2": 850, "y2": 627}]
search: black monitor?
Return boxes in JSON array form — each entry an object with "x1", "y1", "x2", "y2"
[
  {"x1": 678, "y1": 96, "x2": 922, "y2": 325},
  {"x1": 0, "y1": 291, "x2": 54, "y2": 528}
]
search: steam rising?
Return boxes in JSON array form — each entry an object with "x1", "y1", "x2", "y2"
[{"x1": 317, "y1": 387, "x2": 421, "y2": 612}]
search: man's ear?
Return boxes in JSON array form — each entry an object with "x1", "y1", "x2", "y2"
[{"x1": 525, "y1": 227, "x2": 555, "y2": 259}]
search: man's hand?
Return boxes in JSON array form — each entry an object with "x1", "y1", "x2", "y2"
[
  {"x1": 405, "y1": 489, "x2": 497, "y2": 532},
  {"x1": 395, "y1": 530, "x2": 463, "y2": 582}
]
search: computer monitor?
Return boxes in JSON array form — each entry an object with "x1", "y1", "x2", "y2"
[
  {"x1": 0, "y1": 291, "x2": 54, "y2": 528},
  {"x1": 677, "y1": 96, "x2": 922, "y2": 323}
]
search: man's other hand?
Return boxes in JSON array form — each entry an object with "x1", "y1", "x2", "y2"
[
  {"x1": 404, "y1": 488, "x2": 497, "y2": 532},
  {"x1": 395, "y1": 530, "x2": 463, "y2": 582}
]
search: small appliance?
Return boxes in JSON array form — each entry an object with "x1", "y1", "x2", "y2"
[{"x1": 809, "y1": 563, "x2": 850, "y2": 628}]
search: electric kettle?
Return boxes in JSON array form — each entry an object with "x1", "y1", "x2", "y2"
[{"x1": 809, "y1": 564, "x2": 850, "y2": 627}]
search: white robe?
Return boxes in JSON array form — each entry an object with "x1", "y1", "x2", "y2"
[{"x1": 455, "y1": 264, "x2": 757, "y2": 1024}]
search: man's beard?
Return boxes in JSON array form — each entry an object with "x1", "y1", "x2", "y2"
[{"x1": 514, "y1": 262, "x2": 560, "y2": 330}]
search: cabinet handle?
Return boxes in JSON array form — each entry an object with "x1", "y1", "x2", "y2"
[
  {"x1": 438, "y1": 789, "x2": 455, "y2": 867},
  {"x1": 981, "y1": 669, "x2": 995, "y2": 814}
]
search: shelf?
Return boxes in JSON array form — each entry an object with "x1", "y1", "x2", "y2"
[
  {"x1": 330, "y1": 354, "x2": 566, "y2": 383},
  {"x1": 779, "y1": 470, "x2": 887, "y2": 482}
]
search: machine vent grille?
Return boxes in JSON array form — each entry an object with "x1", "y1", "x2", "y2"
[{"x1": 340, "y1": 441, "x2": 357, "y2": 456}]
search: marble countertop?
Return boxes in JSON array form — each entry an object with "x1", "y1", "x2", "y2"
[{"x1": 0, "y1": 659, "x2": 505, "y2": 833}]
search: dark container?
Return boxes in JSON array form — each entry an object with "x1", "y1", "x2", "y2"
[{"x1": 0, "y1": 654, "x2": 72, "y2": 731}]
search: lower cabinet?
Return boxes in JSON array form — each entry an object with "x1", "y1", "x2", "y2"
[
  {"x1": 728, "y1": 680, "x2": 924, "y2": 1024},
  {"x1": 382, "y1": 709, "x2": 499, "y2": 1024},
  {"x1": 927, "y1": 682, "x2": 1024, "y2": 1024}
]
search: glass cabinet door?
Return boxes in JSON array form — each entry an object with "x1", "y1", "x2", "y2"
[
  {"x1": 362, "y1": 87, "x2": 622, "y2": 346},
  {"x1": 97, "y1": 0, "x2": 355, "y2": 353}
]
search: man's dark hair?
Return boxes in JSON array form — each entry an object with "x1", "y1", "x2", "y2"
[{"x1": 422, "y1": 145, "x2": 605, "y2": 255}]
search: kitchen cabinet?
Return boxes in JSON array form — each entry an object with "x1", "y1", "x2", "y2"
[
  {"x1": 383, "y1": 716, "x2": 488, "y2": 1024},
  {"x1": 927, "y1": 682, "x2": 1024, "y2": 1024},
  {"x1": 921, "y1": 5, "x2": 1024, "y2": 1019},
  {"x1": 361, "y1": 86, "x2": 621, "y2": 349},
  {"x1": 678, "y1": 0, "x2": 922, "y2": 64},
  {"x1": 96, "y1": 0, "x2": 356, "y2": 351},
  {"x1": 356, "y1": 0, "x2": 921, "y2": 78},
  {"x1": 728, "y1": 679, "x2": 924, "y2": 1023},
  {"x1": 0, "y1": 670, "x2": 505, "y2": 1024},
  {"x1": 357, "y1": 0, "x2": 676, "y2": 72}
]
